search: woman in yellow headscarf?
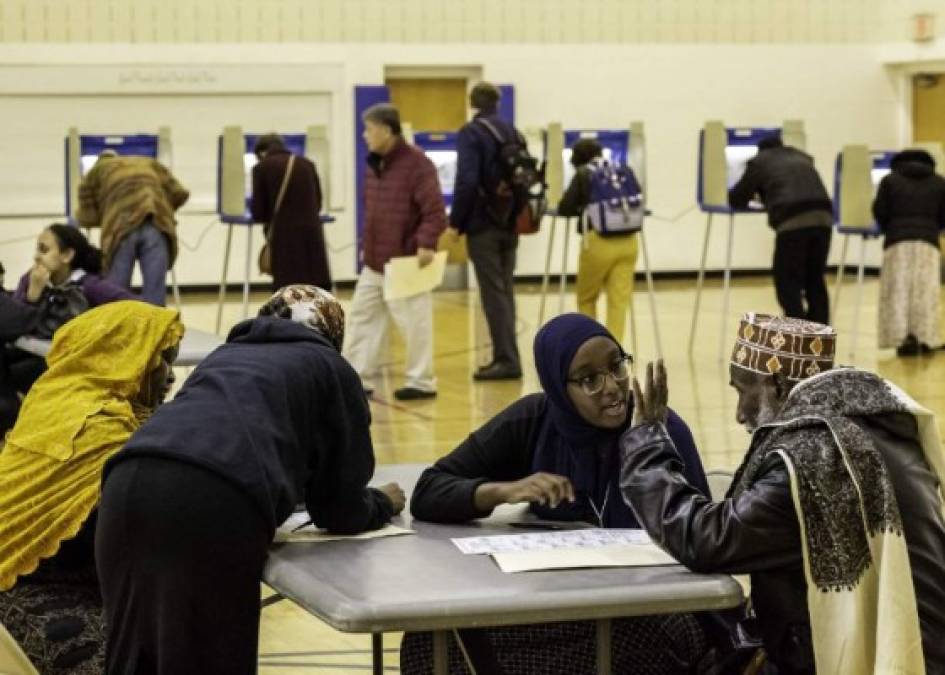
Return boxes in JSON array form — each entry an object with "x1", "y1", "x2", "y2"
[{"x1": 0, "y1": 300, "x2": 183, "y2": 674}]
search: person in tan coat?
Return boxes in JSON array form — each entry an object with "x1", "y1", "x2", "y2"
[{"x1": 77, "y1": 151, "x2": 189, "y2": 305}]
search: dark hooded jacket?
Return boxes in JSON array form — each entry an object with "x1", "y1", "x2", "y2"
[
  {"x1": 872, "y1": 149, "x2": 945, "y2": 249},
  {"x1": 451, "y1": 112, "x2": 523, "y2": 235},
  {"x1": 105, "y1": 317, "x2": 393, "y2": 535},
  {"x1": 728, "y1": 146, "x2": 833, "y2": 229}
]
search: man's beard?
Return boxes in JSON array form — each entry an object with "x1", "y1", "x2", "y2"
[{"x1": 745, "y1": 396, "x2": 780, "y2": 434}]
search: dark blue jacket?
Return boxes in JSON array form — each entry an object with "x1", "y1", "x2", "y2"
[
  {"x1": 105, "y1": 317, "x2": 393, "y2": 535},
  {"x1": 450, "y1": 113, "x2": 518, "y2": 235}
]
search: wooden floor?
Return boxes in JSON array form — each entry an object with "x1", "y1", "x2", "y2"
[{"x1": 177, "y1": 275, "x2": 944, "y2": 674}]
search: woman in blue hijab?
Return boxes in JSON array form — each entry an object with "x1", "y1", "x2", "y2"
[{"x1": 403, "y1": 313, "x2": 710, "y2": 674}]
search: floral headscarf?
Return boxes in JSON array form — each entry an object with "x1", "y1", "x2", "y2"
[{"x1": 259, "y1": 285, "x2": 345, "y2": 351}]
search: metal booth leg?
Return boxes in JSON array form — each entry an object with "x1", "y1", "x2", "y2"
[
  {"x1": 242, "y1": 225, "x2": 253, "y2": 320},
  {"x1": 538, "y1": 214, "x2": 559, "y2": 326},
  {"x1": 832, "y1": 232, "x2": 849, "y2": 319},
  {"x1": 558, "y1": 217, "x2": 572, "y2": 314},
  {"x1": 849, "y1": 234, "x2": 869, "y2": 359},
  {"x1": 639, "y1": 228, "x2": 663, "y2": 359},
  {"x1": 688, "y1": 213, "x2": 713, "y2": 355},
  {"x1": 169, "y1": 268, "x2": 182, "y2": 309},
  {"x1": 718, "y1": 213, "x2": 735, "y2": 362},
  {"x1": 214, "y1": 222, "x2": 234, "y2": 334}
]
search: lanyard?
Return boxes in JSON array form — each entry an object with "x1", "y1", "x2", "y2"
[{"x1": 588, "y1": 483, "x2": 611, "y2": 528}]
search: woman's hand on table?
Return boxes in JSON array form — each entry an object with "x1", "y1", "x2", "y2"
[
  {"x1": 378, "y1": 482, "x2": 406, "y2": 515},
  {"x1": 474, "y1": 472, "x2": 576, "y2": 512}
]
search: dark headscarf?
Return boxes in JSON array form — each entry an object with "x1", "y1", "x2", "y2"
[{"x1": 530, "y1": 313, "x2": 639, "y2": 527}]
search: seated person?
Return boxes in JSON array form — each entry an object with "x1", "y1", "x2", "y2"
[
  {"x1": 0, "y1": 261, "x2": 39, "y2": 432},
  {"x1": 1, "y1": 224, "x2": 135, "y2": 434},
  {"x1": 621, "y1": 314, "x2": 945, "y2": 675},
  {"x1": 95, "y1": 285, "x2": 406, "y2": 675},
  {"x1": 0, "y1": 301, "x2": 183, "y2": 674},
  {"x1": 405, "y1": 313, "x2": 710, "y2": 675}
]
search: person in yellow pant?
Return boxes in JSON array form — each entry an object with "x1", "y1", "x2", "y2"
[
  {"x1": 558, "y1": 138, "x2": 641, "y2": 344},
  {"x1": 575, "y1": 229, "x2": 639, "y2": 343}
]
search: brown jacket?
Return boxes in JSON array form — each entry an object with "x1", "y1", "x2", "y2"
[
  {"x1": 362, "y1": 140, "x2": 446, "y2": 273},
  {"x1": 76, "y1": 156, "x2": 189, "y2": 270}
]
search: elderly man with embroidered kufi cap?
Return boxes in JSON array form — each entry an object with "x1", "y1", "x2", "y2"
[{"x1": 618, "y1": 313, "x2": 945, "y2": 675}]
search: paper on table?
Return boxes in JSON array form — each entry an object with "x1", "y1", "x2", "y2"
[
  {"x1": 383, "y1": 251, "x2": 449, "y2": 301},
  {"x1": 493, "y1": 543, "x2": 679, "y2": 573},
  {"x1": 274, "y1": 513, "x2": 414, "y2": 543},
  {"x1": 452, "y1": 529, "x2": 651, "y2": 555}
]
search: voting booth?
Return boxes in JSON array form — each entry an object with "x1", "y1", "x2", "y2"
[
  {"x1": 830, "y1": 146, "x2": 894, "y2": 357},
  {"x1": 411, "y1": 131, "x2": 459, "y2": 207},
  {"x1": 538, "y1": 122, "x2": 661, "y2": 357},
  {"x1": 64, "y1": 126, "x2": 180, "y2": 306},
  {"x1": 688, "y1": 119, "x2": 806, "y2": 361},
  {"x1": 64, "y1": 127, "x2": 172, "y2": 223},
  {"x1": 214, "y1": 125, "x2": 332, "y2": 331}
]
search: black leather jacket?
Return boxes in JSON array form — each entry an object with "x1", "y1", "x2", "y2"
[{"x1": 619, "y1": 413, "x2": 945, "y2": 675}]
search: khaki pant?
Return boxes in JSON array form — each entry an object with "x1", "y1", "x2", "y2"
[
  {"x1": 342, "y1": 267, "x2": 436, "y2": 392},
  {"x1": 576, "y1": 230, "x2": 639, "y2": 344}
]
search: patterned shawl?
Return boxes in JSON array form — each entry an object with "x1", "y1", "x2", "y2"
[{"x1": 731, "y1": 368, "x2": 944, "y2": 674}]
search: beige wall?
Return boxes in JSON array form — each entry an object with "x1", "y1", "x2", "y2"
[
  {"x1": 0, "y1": 0, "x2": 944, "y2": 44},
  {"x1": 0, "y1": 1, "x2": 943, "y2": 285}
]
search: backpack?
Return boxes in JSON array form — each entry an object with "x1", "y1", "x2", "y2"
[
  {"x1": 476, "y1": 118, "x2": 547, "y2": 235},
  {"x1": 584, "y1": 161, "x2": 644, "y2": 234},
  {"x1": 31, "y1": 282, "x2": 89, "y2": 339}
]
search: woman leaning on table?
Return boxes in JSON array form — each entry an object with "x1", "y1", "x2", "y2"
[
  {"x1": 95, "y1": 285, "x2": 404, "y2": 675},
  {"x1": 403, "y1": 313, "x2": 711, "y2": 675}
]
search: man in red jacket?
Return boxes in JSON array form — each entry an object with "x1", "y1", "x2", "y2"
[{"x1": 343, "y1": 103, "x2": 447, "y2": 401}]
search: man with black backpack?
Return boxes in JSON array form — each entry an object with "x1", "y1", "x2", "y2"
[{"x1": 448, "y1": 82, "x2": 535, "y2": 381}]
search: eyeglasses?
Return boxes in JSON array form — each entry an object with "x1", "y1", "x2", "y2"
[{"x1": 567, "y1": 354, "x2": 633, "y2": 396}]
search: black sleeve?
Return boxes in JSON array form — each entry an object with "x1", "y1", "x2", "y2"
[
  {"x1": 449, "y1": 125, "x2": 480, "y2": 232},
  {"x1": 728, "y1": 161, "x2": 763, "y2": 210},
  {"x1": 410, "y1": 396, "x2": 543, "y2": 523},
  {"x1": 0, "y1": 292, "x2": 39, "y2": 342},
  {"x1": 310, "y1": 159, "x2": 323, "y2": 215},
  {"x1": 872, "y1": 176, "x2": 891, "y2": 233},
  {"x1": 250, "y1": 162, "x2": 271, "y2": 225},
  {"x1": 305, "y1": 362, "x2": 393, "y2": 534},
  {"x1": 619, "y1": 423, "x2": 802, "y2": 574},
  {"x1": 936, "y1": 178, "x2": 945, "y2": 230},
  {"x1": 556, "y1": 168, "x2": 590, "y2": 218},
  {"x1": 665, "y1": 409, "x2": 711, "y2": 497}
]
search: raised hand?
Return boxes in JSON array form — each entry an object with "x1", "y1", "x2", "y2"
[{"x1": 631, "y1": 359, "x2": 669, "y2": 427}]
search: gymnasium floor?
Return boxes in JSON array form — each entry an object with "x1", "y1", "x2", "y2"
[{"x1": 185, "y1": 275, "x2": 943, "y2": 674}]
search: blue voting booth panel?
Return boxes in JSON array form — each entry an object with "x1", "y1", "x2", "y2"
[
  {"x1": 65, "y1": 134, "x2": 160, "y2": 218},
  {"x1": 413, "y1": 132, "x2": 458, "y2": 207},
  {"x1": 562, "y1": 130, "x2": 630, "y2": 189},
  {"x1": 216, "y1": 133, "x2": 307, "y2": 225},
  {"x1": 832, "y1": 150, "x2": 894, "y2": 235},
  {"x1": 697, "y1": 127, "x2": 780, "y2": 214}
]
